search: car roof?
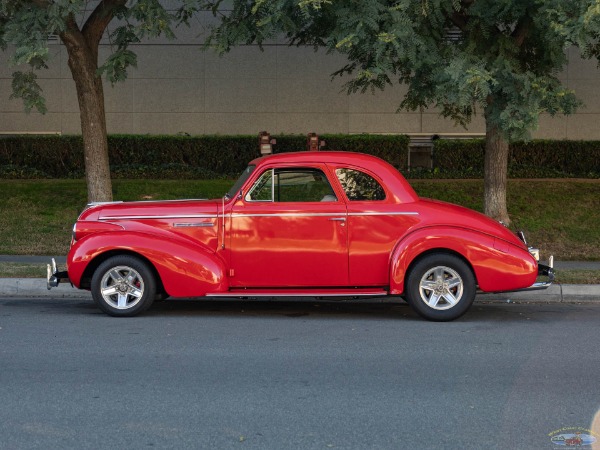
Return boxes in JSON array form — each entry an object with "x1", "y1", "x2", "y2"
[
  {"x1": 248, "y1": 151, "x2": 419, "y2": 203},
  {"x1": 250, "y1": 151, "x2": 387, "y2": 167}
]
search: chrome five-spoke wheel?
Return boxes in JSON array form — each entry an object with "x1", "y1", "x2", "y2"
[
  {"x1": 406, "y1": 253, "x2": 476, "y2": 321},
  {"x1": 100, "y1": 266, "x2": 145, "y2": 310},
  {"x1": 91, "y1": 255, "x2": 156, "y2": 317},
  {"x1": 418, "y1": 266, "x2": 463, "y2": 311}
]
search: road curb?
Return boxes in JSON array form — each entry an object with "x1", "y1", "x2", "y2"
[
  {"x1": 0, "y1": 278, "x2": 92, "y2": 299},
  {"x1": 0, "y1": 278, "x2": 597, "y2": 302},
  {"x1": 480, "y1": 284, "x2": 599, "y2": 303}
]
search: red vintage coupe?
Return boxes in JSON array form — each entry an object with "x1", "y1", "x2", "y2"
[{"x1": 48, "y1": 151, "x2": 554, "y2": 321}]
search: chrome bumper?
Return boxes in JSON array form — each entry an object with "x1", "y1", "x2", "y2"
[
  {"x1": 525, "y1": 246, "x2": 554, "y2": 291},
  {"x1": 46, "y1": 258, "x2": 70, "y2": 290},
  {"x1": 524, "y1": 261, "x2": 555, "y2": 291}
]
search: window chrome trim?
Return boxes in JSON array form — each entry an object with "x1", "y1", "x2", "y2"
[{"x1": 245, "y1": 168, "x2": 274, "y2": 203}]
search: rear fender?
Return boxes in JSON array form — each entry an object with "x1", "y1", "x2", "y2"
[
  {"x1": 68, "y1": 231, "x2": 228, "y2": 297},
  {"x1": 389, "y1": 226, "x2": 537, "y2": 295}
]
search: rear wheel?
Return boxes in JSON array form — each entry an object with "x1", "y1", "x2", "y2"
[
  {"x1": 405, "y1": 253, "x2": 475, "y2": 321},
  {"x1": 91, "y1": 255, "x2": 156, "y2": 317}
]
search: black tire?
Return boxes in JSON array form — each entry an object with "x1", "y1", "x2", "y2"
[
  {"x1": 91, "y1": 255, "x2": 156, "y2": 317},
  {"x1": 405, "y1": 253, "x2": 476, "y2": 322}
]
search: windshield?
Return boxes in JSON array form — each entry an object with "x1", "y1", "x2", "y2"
[{"x1": 226, "y1": 165, "x2": 256, "y2": 199}]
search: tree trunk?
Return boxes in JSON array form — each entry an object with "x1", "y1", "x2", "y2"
[
  {"x1": 62, "y1": 35, "x2": 112, "y2": 203},
  {"x1": 483, "y1": 111, "x2": 510, "y2": 225}
]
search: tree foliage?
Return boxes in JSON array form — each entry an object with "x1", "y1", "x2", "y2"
[
  {"x1": 201, "y1": 0, "x2": 600, "y2": 224},
  {"x1": 202, "y1": 0, "x2": 590, "y2": 142},
  {"x1": 0, "y1": 0, "x2": 200, "y2": 110},
  {"x1": 1, "y1": 0, "x2": 204, "y2": 201}
]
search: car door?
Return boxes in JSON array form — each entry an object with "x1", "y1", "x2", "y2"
[
  {"x1": 229, "y1": 165, "x2": 349, "y2": 288},
  {"x1": 334, "y1": 166, "x2": 420, "y2": 286}
]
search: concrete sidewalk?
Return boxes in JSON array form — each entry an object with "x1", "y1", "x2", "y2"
[{"x1": 0, "y1": 277, "x2": 597, "y2": 303}]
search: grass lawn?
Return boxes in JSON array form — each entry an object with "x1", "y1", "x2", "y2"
[
  {"x1": 0, "y1": 178, "x2": 598, "y2": 262},
  {"x1": 0, "y1": 179, "x2": 232, "y2": 256}
]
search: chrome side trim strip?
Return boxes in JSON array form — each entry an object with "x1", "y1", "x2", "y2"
[
  {"x1": 88, "y1": 201, "x2": 124, "y2": 207},
  {"x1": 232, "y1": 213, "x2": 346, "y2": 218},
  {"x1": 231, "y1": 212, "x2": 418, "y2": 218},
  {"x1": 100, "y1": 212, "x2": 418, "y2": 220},
  {"x1": 102, "y1": 212, "x2": 418, "y2": 220},
  {"x1": 348, "y1": 212, "x2": 419, "y2": 216},
  {"x1": 100, "y1": 214, "x2": 218, "y2": 220},
  {"x1": 207, "y1": 291, "x2": 388, "y2": 298},
  {"x1": 173, "y1": 222, "x2": 215, "y2": 228}
]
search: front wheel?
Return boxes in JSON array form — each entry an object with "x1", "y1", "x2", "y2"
[
  {"x1": 91, "y1": 255, "x2": 156, "y2": 317},
  {"x1": 405, "y1": 254, "x2": 476, "y2": 321}
]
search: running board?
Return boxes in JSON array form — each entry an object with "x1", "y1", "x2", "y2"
[{"x1": 207, "y1": 288, "x2": 388, "y2": 298}]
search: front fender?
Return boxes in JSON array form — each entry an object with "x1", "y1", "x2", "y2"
[
  {"x1": 68, "y1": 231, "x2": 228, "y2": 297},
  {"x1": 389, "y1": 226, "x2": 538, "y2": 295}
]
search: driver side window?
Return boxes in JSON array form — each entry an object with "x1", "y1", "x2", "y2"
[
  {"x1": 247, "y1": 169, "x2": 273, "y2": 201},
  {"x1": 246, "y1": 168, "x2": 337, "y2": 202}
]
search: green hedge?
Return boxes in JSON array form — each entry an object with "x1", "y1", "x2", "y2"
[
  {"x1": 434, "y1": 139, "x2": 600, "y2": 178},
  {"x1": 0, "y1": 134, "x2": 410, "y2": 179},
  {"x1": 3, "y1": 134, "x2": 597, "y2": 179}
]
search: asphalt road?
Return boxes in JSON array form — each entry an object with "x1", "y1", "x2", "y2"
[{"x1": 0, "y1": 298, "x2": 599, "y2": 450}]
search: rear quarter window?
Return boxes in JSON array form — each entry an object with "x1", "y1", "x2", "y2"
[{"x1": 335, "y1": 168, "x2": 386, "y2": 201}]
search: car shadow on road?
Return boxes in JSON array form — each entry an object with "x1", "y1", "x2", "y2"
[
  {"x1": 1, "y1": 296, "x2": 422, "y2": 320},
  {"x1": 2, "y1": 297, "x2": 594, "y2": 323},
  {"x1": 148, "y1": 298, "x2": 421, "y2": 321},
  {"x1": 147, "y1": 299, "x2": 587, "y2": 323}
]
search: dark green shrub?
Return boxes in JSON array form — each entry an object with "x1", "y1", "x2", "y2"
[
  {"x1": 0, "y1": 135, "x2": 85, "y2": 177},
  {"x1": 2, "y1": 134, "x2": 599, "y2": 179},
  {"x1": 0, "y1": 164, "x2": 52, "y2": 179},
  {"x1": 0, "y1": 134, "x2": 410, "y2": 179},
  {"x1": 433, "y1": 139, "x2": 600, "y2": 178}
]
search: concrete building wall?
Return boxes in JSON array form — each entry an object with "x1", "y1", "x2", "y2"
[{"x1": 1, "y1": 11, "x2": 600, "y2": 138}]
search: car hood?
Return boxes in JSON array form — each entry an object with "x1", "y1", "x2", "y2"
[{"x1": 79, "y1": 199, "x2": 219, "y2": 221}]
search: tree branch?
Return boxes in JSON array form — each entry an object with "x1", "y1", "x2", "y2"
[
  {"x1": 512, "y1": 16, "x2": 532, "y2": 47},
  {"x1": 58, "y1": 13, "x2": 84, "y2": 48},
  {"x1": 448, "y1": 12, "x2": 468, "y2": 31},
  {"x1": 82, "y1": 0, "x2": 127, "y2": 47},
  {"x1": 446, "y1": 1, "x2": 476, "y2": 32}
]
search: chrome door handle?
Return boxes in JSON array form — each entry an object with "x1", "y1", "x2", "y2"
[{"x1": 328, "y1": 217, "x2": 346, "y2": 221}]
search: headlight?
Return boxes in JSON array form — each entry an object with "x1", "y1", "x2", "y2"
[{"x1": 528, "y1": 247, "x2": 540, "y2": 261}]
